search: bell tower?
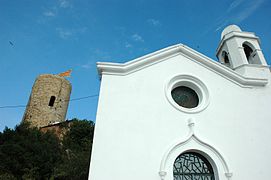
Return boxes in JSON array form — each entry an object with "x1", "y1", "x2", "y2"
[{"x1": 216, "y1": 25, "x2": 269, "y2": 79}]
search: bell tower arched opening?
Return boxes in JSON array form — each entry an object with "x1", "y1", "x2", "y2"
[
  {"x1": 243, "y1": 43, "x2": 253, "y2": 62},
  {"x1": 222, "y1": 51, "x2": 230, "y2": 67},
  {"x1": 242, "y1": 42, "x2": 261, "y2": 65}
]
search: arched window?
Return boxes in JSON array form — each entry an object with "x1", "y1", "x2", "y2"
[
  {"x1": 243, "y1": 43, "x2": 253, "y2": 63},
  {"x1": 173, "y1": 152, "x2": 215, "y2": 180},
  {"x1": 48, "y1": 96, "x2": 56, "y2": 107}
]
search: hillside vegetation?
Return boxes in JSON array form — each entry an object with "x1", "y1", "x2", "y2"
[{"x1": 0, "y1": 119, "x2": 94, "y2": 180}]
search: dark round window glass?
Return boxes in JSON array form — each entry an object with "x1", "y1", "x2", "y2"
[
  {"x1": 171, "y1": 86, "x2": 199, "y2": 108},
  {"x1": 174, "y1": 152, "x2": 215, "y2": 180}
]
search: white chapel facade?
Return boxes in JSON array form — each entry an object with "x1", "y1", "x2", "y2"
[{"x1": 89, "y1": 25, "x2": 271, "y2": 180}]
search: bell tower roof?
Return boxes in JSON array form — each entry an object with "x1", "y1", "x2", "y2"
[{"x1": 221, "y1": 25, "x2": 242, "y2": 39}]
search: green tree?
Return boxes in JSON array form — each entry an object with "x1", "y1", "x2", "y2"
[
  {"x1": 53, "y1": 119, "x2": 94, "y2": 180},
  {"x1": 0, "y1": 119, "x2": 95, "y2": 179},
  {"x1": 0, "y1": 122, "x2": 62, "y2": 179}
]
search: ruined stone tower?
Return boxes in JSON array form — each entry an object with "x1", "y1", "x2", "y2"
[{"x1": 22, "y1": 74, "x2": 72, "y2": 128}]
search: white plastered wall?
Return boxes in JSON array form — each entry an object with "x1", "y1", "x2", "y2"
[{"x1": 89, "y1": 53, "x2": 271, "y2": 180}]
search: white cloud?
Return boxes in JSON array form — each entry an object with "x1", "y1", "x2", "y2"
[
  {"x1": 214, "y1": 0, "x2": 265, "y2": 32},
  {"x1": 59, "y1": 0, "x2": 72, "y2": 8},
  {"x1": 234, "y1": 0, "x2": 265, "y2": 23},
  {"x1": 81, "y1": 62, "x2": 92, "y2": 69},
  {"x1": 56, "y1": 28, "x2": 73, "y2": 39},
  {"x1": 132, "y1": 34, "x2": 144, "y2": 42},
  {"x1": 92, "y1": 49, "x2": 111, "y2": 60},
  {"x1": 227, "y1": 0, "x2": 244, "y2": 12},
  {"x1": 215, "y1": 20, "x2": 229, "y2": 32},
  {"x1": 125, "y1": 42, "x2": 132, "y2": 48},
  {"x1": 215, "y1": 26, "x2": 223, "y2": 32},
  {"x1": 147, "y1": 19, "x2": 161, "y2": 26},
  {"x1": 43, "y1": 11, "x2": 56, "y2": 17},
  {"x1": 56, "y1": 27, "x2": 88, "y2": 39},
  {"x1": 80, "y1": 49, "x2": 111, "y2": 69}
]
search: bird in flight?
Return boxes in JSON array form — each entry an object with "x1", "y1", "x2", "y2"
[{"x1": 9, "y1": 41, "x2": 14, "y2": 46}]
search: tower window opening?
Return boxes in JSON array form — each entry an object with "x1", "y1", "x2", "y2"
[
  {"x1": 49, "y1": 96, "x2": 56, "y2": 107},
  {"x1": 222, "y1": 51, "x2": 230, "y2": 66},
  {"x1": 224, "y1": 54, "x2": 229, "y2": 64},
  {"x1": 243, "y1": 43, "x2": 253, "y2": 63}
]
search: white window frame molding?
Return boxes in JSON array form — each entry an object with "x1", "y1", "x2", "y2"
[
  {"x1": 159, "y1": 119, "x2": 233, "y2": 180},
  {"x1": 165, "y1": 74, "x2": 210, "y2": 114}
]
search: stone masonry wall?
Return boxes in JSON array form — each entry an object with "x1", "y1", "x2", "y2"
[{"x1": 22, "y1": 74, "x2": 72, "y2": 128}]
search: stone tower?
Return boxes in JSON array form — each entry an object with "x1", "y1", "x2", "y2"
[{"x1": 22, "y1": 74, "x2": 72, "y2": 128}]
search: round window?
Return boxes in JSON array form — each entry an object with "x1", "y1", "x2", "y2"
[
  {"x1": 165, "y1": 75, "x2": 209, "y2": 113},
  {"x1": 171, "y1": 86, "x2": 199, "y2": 108}
]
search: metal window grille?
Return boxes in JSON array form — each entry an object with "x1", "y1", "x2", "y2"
[{"x1": 173, "y1": 152, "x2": 215, "y2": 180}]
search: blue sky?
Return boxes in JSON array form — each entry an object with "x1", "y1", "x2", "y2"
[{"x1": 0, "y1": 0, "x2": 271, "y2": 131}]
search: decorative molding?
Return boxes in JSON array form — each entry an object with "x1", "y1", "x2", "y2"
[
  {"x1": 159, "y1": 118, "x2": 233, "y2": 180},
  {"x1": 158, "y1": 171, "x2": 167, "y2": 180},
  {"x1": 233, "y1": 63, "x2": 269, "y2": 71},
  {"x1": 225, "y1": 172, "x2": 233, "y2": 178},
  {"x1": 187, "y1": 118, "x2": 195, "y2": 131},
  {"x1": 97, "y1": 44, "x2": 269, "y2": 87}
]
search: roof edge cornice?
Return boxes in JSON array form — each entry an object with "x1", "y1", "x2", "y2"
[
  {"x1": 97, "y1": 44, "x2": 180, "y2": 76},
  {"x1": 97, "y1": 44, "x2": 268, "y2": 87}
]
